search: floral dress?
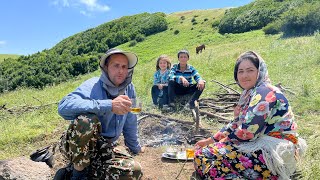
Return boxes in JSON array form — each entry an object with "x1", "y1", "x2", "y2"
[{"x1": 194, "y1": 83, "x2": 298, "y2": 180}]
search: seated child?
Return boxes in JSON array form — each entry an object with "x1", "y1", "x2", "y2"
[
  {"x1": 151, "y1": 55, "x2": 171, "y2": 108},
  {"x1": 168, "y1": 49, "x2": 205, "y2": 109}
]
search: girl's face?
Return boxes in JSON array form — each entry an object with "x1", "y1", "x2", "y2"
[
  {"x1": 237, "y1": 60, "x2": 258, "y2": 90},
  {"x1": 178, "y1": 53, "x2": 189, "y2": 65},
  {"x1": 159, "y1": 59, "x2": 168, "y2": 70}
]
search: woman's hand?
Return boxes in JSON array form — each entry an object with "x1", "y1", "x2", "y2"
[
  {"x1": 195, "y1": 137, "x2": 214, "y2": 149},
  {"x1": 234, "y1": 105, "x2": 241, "y2": 118}
]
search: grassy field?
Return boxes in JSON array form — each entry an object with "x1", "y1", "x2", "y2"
[
  {"x1": 0, "y1": 54, "x2": 20, "y2": 62},
  {"x1": 0, "y1": 9, "x2": 319, "y2": 179}
]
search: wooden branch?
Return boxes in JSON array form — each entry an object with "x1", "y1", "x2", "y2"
[
  {"x1": 138, "y1": 115, "x2": 149, "y2": 121},
  {"x1": 2, "y1": 102, "x2": 59, "y2": 114},
  {"x1": 213, "y1": 93, "x2": 240, "y2": 96},
  {"x1": 201, "y1": 102, "x2": 235, "y2": 110},
  {"x1": 193, "y1": 101, "x2": 200, "y2": 134},
  {"x1": 211, "y1": 80, "x2": 241, "y2": 95},
  {"x1": 275, "y1": 83, "x2": 296, "y2": 95},
  {"x1": 199, "y1": 110, "x2": 231, "y2": 122}
]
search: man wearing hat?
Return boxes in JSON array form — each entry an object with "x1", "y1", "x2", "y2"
[{"x1": 57, "y1": 48, "x2": 143, "y2": 179}]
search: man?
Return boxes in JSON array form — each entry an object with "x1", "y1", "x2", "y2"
[
  {"x1": 168, "y1": 49, "x2": 205, "y2": 109},
  {"x1": 58, "y1": 48, "x2": 144, "y2": 180}
]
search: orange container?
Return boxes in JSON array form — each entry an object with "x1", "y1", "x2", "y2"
[{"x1": 186, "y1": 148, "x2": 195, "y2": 158}]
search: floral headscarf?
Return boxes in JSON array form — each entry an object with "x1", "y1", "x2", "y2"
[{"x1": 234, "y1": 51, "x2": 271, "y2": 107}]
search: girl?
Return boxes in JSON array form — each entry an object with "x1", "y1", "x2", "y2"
[{"x1": 151, "y1": 55, "x2": 171, "y2": 108}]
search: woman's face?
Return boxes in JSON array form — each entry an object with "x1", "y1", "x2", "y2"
[{"x1": 237, "y1": 59, "x2": 258, "y2": 90}]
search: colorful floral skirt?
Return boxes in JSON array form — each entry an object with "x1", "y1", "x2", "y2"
[{"x1": 194, "y1": 142, "x2": 279, "y2": 180}]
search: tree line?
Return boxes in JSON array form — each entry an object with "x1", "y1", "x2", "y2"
[
  {"x1": 217, "y1": 0, "x2": 320, "y2": 37},
  {"x1": 0, "y1": 12, "x2": 168, "y2": 93}
]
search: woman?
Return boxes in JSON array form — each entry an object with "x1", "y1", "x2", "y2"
[{"x1": 194, "y1": 51, "x2": 307, "y2": 179}]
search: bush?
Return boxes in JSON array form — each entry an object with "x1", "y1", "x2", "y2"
[
  {"x1": 212, "y1": 20, "x2": 220, "y2": 28},
  {"x1": 129, "y1": 40, "x2": 137, "y2": 47},
  {"x1": 180, "y1": 16, "x2": 185, "y2": 20},
  {"x1": 263, "y1": 21, "x2": 282, "y2": 35},
  {"x1": 281, "y1": 2, "x2": 320, "y2": 37},
  {"x1": 135, "y1": 34, "x2": 145, "y2": 42},
  {"x1": 218, "y1": 0, "x2": 296, "y2": 34},
  {"x1": 174, "y1": 30, "x2": 180, "y2": 35}
]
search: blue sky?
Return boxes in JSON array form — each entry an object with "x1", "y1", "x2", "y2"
[{"x1": 0, "y1": 0, "x2": 253, "y2": 55}]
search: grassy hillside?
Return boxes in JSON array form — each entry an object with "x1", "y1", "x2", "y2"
[
  {"x1": 0, "y1": 9, "x2": 319, "y2": 179},
  {"x1": 0, "y1": 54, "x2": 20, "y2": 62}
]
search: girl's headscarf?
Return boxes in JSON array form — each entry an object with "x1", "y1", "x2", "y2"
[{"x1": 234, "y1": 51, "x2": 271, "y2": 107}]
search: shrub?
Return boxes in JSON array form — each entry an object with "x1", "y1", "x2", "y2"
[
  {"x1": 174, "y1": 30, "x2": 180, "y2": 35},
  {"x1": 129, "y1": 40, "x2": 137, "y2": 47},
  {"x1": 180, "y1": 16, "x2": 185, "y2": 20},
  {"x1": 218, "y1": 0, "x2": 296, "y2": 34},
  {"x1": 263, "y1": 21, "x2": 282, "y2": 35},
  {"x1": 135, "y1": 34, "x2": 145, "y2": 42},
  {"x1": 281, "y1": 2, "x2": 320, "y2": 37},
  {"x1": 212, "y1": 20, "x2": 220, "y2": 28}
]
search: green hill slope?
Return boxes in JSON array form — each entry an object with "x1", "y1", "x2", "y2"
[
  {"x1": 0, "y1": 8, "x2": 319, "y2": 179},
  {"x1": 0, "y1": 54, "x2": 20, "y2": 62}
]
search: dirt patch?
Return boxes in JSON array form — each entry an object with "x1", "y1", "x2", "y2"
[
  {"x1": 51, "y1": 114, "x2": 211, "y2": 179},
  {"x1": 135, "y1": 115, "x2": 211, "y2": 179}
]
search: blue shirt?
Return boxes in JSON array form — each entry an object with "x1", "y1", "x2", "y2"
[
  {"x1": 153, "y1": 69, "x2": 170, "y2": 86},
  {"x1": 58, "y1": 77, "x2": 141, "y2": 154},
  {"x1": 169, "y1": 63, "x2": 203, "y2": 84}
]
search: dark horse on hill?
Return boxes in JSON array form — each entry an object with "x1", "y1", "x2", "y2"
[{"x1": 196, "y1": 44, "x2": 205, "y2": 54}]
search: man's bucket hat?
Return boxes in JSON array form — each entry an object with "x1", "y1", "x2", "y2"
[{"x1": 100, "y1": 48, "x2": 138, "y2": 69}]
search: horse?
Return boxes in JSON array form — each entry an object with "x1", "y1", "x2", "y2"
[{"x1": 196, "y1": 44, "x2": 205, "y2": 54}]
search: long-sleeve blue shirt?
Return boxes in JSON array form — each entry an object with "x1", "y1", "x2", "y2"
[
  {"x1": 153, "y1": 69, "x2": 170, "y2": 86},
  {"x1": 169, "y1": 63, "x2": 203, "y2": 84},
  {"x1": 58, "y1": 77, "x2": 141, "y2": 154}
]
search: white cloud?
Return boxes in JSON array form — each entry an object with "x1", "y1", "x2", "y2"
[
  {"x1": 52, "y1": 0, "x2": 70, "y2": 7},
  {"x1": 79, "y1": 0, "x2": 110, "y2": 12},
  {"x1": 52, "y1": 0, "x2": 110, "y2": 15},
  {"x1": 0, "y1": 41, "x2": 6, "y2": 46},
  {"x1": 80, "y1": 10, "x2": 92, "y2": 17}
]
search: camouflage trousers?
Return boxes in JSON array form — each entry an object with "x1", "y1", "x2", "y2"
[{"x1": 59, "y1": 114, "x2": 142, "y2": 180}]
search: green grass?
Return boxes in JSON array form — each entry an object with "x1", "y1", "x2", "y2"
[
  {"x1": 0, "y1": 54, "x2": 20, "y2": 62},
  {"x1": 0, "y1": 9, "x2": 319, "y2": 179}
]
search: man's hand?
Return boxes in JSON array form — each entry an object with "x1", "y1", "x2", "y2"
[
  {"x1": 196, "y1": 80, "x2": 205, "y2": 91},
  {"x1": 180, "y1": 76, "x2": 189, "y2": 87},
  {"x1": 112, "y1": 95, "x2": 132, "y2": 115},
  {"x1": 157, "y1": 84, "x2": 163, "y2": 90}
]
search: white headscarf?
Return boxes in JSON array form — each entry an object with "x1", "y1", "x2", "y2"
[{"x1": 234, "y1": 51, "x2": 271, "y2": 107}]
